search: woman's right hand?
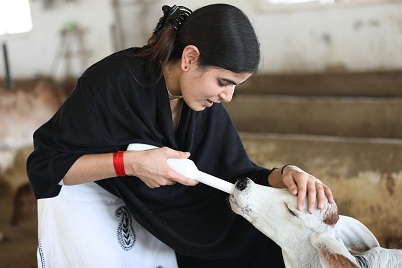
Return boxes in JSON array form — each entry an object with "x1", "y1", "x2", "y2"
[{"x1": 124, "y1": 147, "x2": 199, "y2": 188}]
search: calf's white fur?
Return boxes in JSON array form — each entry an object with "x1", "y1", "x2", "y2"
[{"x1": 229, "y1": 177, "x2": 402, "y2": 268}]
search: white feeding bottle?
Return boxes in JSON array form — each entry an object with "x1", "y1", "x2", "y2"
[{"x1": 126, "y1": 143, "x2": 234, "y2": 194}]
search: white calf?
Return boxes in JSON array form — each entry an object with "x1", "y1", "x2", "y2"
[{"x1": 229, "y1": 177, "x2": 402, "y2": 268}]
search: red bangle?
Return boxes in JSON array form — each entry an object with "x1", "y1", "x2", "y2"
[{"x1": 113, "y1": 151, "x2": 126, "y2": 177}]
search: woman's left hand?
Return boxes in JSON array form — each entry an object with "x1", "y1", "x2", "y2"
[{"x1": 281, "y1": 165, "x2": 334, "y2": 214}]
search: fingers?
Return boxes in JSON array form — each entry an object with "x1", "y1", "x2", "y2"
[
  {"x1": 142, "y1": 169, "x2": 197, "y2": 188},
  {"x1": 323, "y1": 184, "x2": 334, "y2": 204},
  {"x1": 294, "y1": 174, "x2": 319, "y2": 213},
  {"x1": 281, "y1": 166, "x2": 308, "y2": 211},
  {"x1": 143, "y1": 177, "x2": 176, "y2": 188},
  {"x1": 282, "y1": 165, "x2": 334, "y2": 214},
  {"x1": 306, "y1": 178, "x2": 317, "y2": 213},
  {"x1": 167, "y1": 169, "x2": 199, "y2": 186},
  {"x1": 293, "y1": 175, "x2": 307, "y2": 211},
  {"x1": 161, "y1": 147, "x2": 198, "y2": 186},
  {"x1": 164, "y1": 147, "x2": 191, "y2": 160},
  {"x1": 287, "y1": 179, "x2": 299, "y2": 196},
  {"x1": 315, "y1": 182, "x2": 325, "y2": 210},
  {"x1": 136, "y1": 147, "x2": 198, "y2": 188},
  {"x1": 300, "y1": 178, "x2": 330, "y2": 214},
  {"x1": 282, "y1": 165, "x2": 300, "y2": 196}
]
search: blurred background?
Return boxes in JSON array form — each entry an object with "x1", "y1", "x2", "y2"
[{"x1": 0, "y1": 0, "x2": 401, "y2": 267}]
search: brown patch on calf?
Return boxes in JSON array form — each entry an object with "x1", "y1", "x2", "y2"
[
  {"x1": 324, "y1": 212, "x2": 339, "y2": 226},
  {"x1": 323, "y1": 205, "x2": 339, "y2": 226},
  {"x1": 317, "y1": 243, "x2": 359, "y2": 268},
  {"x1": 319, "y1": 250, "x2": 359, "y2": 268}
]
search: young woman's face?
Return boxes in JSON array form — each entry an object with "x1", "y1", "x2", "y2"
[{"x1": 179, "y1": 64, "x2": 252, "y2": 111}]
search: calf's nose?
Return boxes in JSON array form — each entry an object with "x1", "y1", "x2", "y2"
[{"x1": 236, "y1": 177, "x2": 248, "y2": 191}]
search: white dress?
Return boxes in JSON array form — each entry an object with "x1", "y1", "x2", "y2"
[{"x1": 37, "y1": 181, "x2": 178, "y2": 268}]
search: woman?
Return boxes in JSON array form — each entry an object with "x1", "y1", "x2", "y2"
[{"x1": 28, "y1": 4, "x2": 334, "y2": 267}]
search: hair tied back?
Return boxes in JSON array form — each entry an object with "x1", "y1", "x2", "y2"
[{"x1": 154, "y1": 5, "x2": 192, "y2": 33}]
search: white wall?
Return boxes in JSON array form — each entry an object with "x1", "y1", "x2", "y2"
[
  {"x1": 254, "y1": 1, "x2": 402, "y2": 73},
  {"x1": 176, "y1": 0, "x2": 402, "y2": 73},
  {"x1": 1, "y1": 0, "x2": 401, "y2": 81},
  {"x1": 1, "y1": 0, "x2": 114, "y2": 81}
]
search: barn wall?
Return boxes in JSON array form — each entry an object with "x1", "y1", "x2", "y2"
[{"x1": 1, "y1": 0, "x2": 401, "y2": 81}]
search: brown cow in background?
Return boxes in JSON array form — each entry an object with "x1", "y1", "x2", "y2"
[
  {"x1": 10, "y1": 183, "x2": 36, "y2": 227},
  {"x1": 0, "y1": 78, "x2": 66, "y2": 226},
  {"x1": 0, "y1": 78, "x2": 64, "y2": 151}
]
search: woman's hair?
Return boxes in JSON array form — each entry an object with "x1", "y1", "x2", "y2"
[{"x1": 137, "y1": 4, "x2": 260, "y2": 74}]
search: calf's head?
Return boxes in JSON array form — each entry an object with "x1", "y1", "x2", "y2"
[{"x1": 229, "y1": 177, "x2": 360, "y2": 268}]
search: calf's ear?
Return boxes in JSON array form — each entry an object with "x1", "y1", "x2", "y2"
[
  {"x1": 336, "y1": 215, "x2": 379, "y2": 253},
  {"x1": 311, "y1": 233, "x2": 360, "y2": 268}
]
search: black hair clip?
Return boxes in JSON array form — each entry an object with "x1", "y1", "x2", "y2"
[{"x1": 153, "y1": 5, "x2": 192, "y2": 33}]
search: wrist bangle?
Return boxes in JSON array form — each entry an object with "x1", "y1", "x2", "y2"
[
  {"x1": 113, "y1": 151, "x2": 126, "y2": 177},
  {"x1": 267, "y1": 167, "x2": 278, "y2": 177},
  {"x1": 267, "y1": 167, "x2": 278, "y2": 187},
  {"x1": 281, "y1": 164, "x2": 292, "y2": 175}
]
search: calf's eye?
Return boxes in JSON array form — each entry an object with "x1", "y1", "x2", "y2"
[{"x1": 288, "y1": 208, "x2": 297, "y2": 217}]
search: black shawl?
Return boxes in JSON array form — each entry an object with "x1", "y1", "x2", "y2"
[{"x1": 27, "y1": 48, "x2": 283, "y2": 265}]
